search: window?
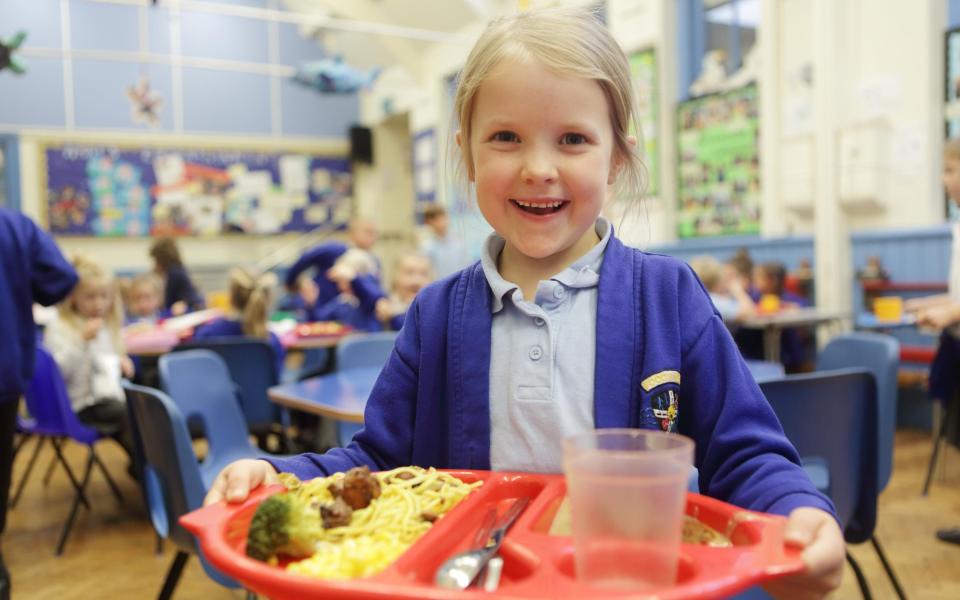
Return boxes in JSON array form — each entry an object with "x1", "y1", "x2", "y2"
[{"x1": 677, "y1": 0, "x2": 761, "y2": 100}]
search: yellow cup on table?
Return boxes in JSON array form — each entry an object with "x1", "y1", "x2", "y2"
[
  {"x1": 759, "y1": 294, "x2": 781, "y2": 313},
  {"x1": 873, "y1": 296, "x2": 903, "y2": 322}
]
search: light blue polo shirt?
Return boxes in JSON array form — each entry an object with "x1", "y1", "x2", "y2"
[{"x1": 481, "y1": 218, "x2": 611, "y2": 473}]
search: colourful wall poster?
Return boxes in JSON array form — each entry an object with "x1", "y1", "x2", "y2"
[
  {"x1": 946, "y1": 26, "x2": 960, "y2": 219},
  {"x1": 629, "y1": 48, "x2": 659, "y2": 196},
  {"x1": 676, "y1": 84, "x2": 760, "y2": 238},
  {"x1": 43, "y1": 144, "x2": 351, "y2": 236}
]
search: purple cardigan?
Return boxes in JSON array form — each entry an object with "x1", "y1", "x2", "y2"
[{"x1": 269, "y1": 235, "x2": 835, "y2": 518}]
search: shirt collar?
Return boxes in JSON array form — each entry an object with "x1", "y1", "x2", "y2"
[{"x1": 480, "y1": 217, "x2": 613, "y2": 313}]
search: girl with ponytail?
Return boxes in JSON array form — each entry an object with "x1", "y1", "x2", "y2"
[{"x1": 192, "y1": 268, "x2": 285, "y2": 376}]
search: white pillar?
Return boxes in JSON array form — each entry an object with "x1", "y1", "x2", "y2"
[
  {"x1": 812, "y1": 0, "x2": 851, "y2": 323},
  {"x1": 759, "y1": 0, "x2": 783, "y2": 237}
]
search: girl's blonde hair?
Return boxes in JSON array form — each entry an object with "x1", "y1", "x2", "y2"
[
  {"x1": 59, "y1": 254, "x2": 125, "y2": 350},
  {"x1": 453, "y1": 6, "x2": 646, "y2": 202},
  {"x1": 228, "y1": 268, "x2": 277, "y2": 338}
]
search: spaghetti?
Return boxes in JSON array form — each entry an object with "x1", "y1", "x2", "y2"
[{"x1": 275, "y1": 466, "x2": 481, "y2": 579}]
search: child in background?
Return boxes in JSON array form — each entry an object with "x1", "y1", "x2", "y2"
[
  {"x1": 753, "y1": 261, "x2": 807, "y2": 311},
  {"x1": 192, "y1": 268, "x2": 285, "y2": 377},
  {"x1": 276, "y1": 275, "x2": 320, "y2": 322},
  {"x1": 374, "y1": 252, "x2": 434, "y2": 331},
  {"x1": 206, "y1": 8, "x2": 844, "y2": 596},
  {"x1": 44, "y1": 255, "x2": 135, "y2": 465},
  {"x1": 124, "y1": 272, "x2": 166, "y2": 325},
  {"x1": 284, "y1": 217, "x2": 381, "y2": 309},
  {"x1": 420, "y1": 203, "x2": 474, "y2": 278},
  {"x1": 688, "y1": 255, "x2": 756, "y2": 323},
  {"x1": 309, "y1": 249, "x2": 384, "y2": 332},
  {"x1": 907, "y1": 138, "x2": 960, "y2": 464},
  {"x1": 0, "y1": 209, "x2": 78, "y2": 598},
  {"x1": 149, "y1": 237, "x2": 203, "y2": 316}
]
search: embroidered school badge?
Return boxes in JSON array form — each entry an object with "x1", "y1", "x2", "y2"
[{"x1": 651, "y1": 388, "x2": 679, "y2": 433}]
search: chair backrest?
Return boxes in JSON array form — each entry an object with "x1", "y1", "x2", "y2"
[
  {"x1": 22, "y1": 346, "x2": 99, "y2": 445},
  {"x1": 175, "y1": 337, "x2": 280, "y2": 431},
  {"x1": 336, "y1": 331, "x2": 399, "y2": 371},
  {"x1": 158, "y1": 350, "x2": 258, "y2": 467},
  {"x1": 760, "y1": 368, "x2": 878, "y2": 543},
  {"x1": 122, "y1": 382, "x2": 237, "y2": 588},
  {"x1": 816, "y1": 332, "x2": 899, "y2": 492},
  {"x1": 744, "y1": 359, "x2": 786, "y2": 383}
]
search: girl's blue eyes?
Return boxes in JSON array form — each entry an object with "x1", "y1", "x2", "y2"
[{"x1": 488, "y1": 132, "x2": 588, "y2": 144}]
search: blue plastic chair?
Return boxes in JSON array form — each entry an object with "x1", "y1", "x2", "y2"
[
  {"x1": 333, "y1": 332, "x2": 398, "y2": 446},
  {"x1": 814, "y1": 331, "x2": 905, "y2": 598},
  {"x1": 159, "y1": 350, "x2": 270, "y2": 489},
  {"x1": 744, "y1": 359, "x2": 786, "y2": 383},
  {"x1": 10, "y1": 347, "x2": 123, "y2": 555},
  {"x1": 123, "y1": 382, "x2": 253, "y2": 600},
  {"x1": 760, "y1": 369, "x2": 879, "y2": 598},
  {"x1": 175, "y1": 337, "x2": 292, "y2": 451}
]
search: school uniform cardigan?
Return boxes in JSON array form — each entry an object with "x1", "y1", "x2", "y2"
[
  {"x1": 0, "y1": 209, "x2": 78, "y2": 405},
  {"x1": 268, "y1": 234, "x2": 836, "y2": 518}
]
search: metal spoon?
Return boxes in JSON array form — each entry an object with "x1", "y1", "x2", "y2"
[{"x1": 434, "y1": 497, "x2": 530, "y2": 590}]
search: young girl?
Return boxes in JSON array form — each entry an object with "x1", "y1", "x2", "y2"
[
  {"x1": 44, "y1": 255, "x2": 135, "y2": 461},
  {"x1": 374, "y1": 252, "x2": 434, "y2": 331},
  {"x1": 206, "y1": 8, "x2": 844, "y2": 595},
  {"x1": 192, "y1": 268, "x2": 285, "y2": 377},
  {"x1": 149, "y1": 236, "x2": 203, "y2": 316},
  {"x1": 124, "y1": 272, "x2": 166, "y2": 325}
]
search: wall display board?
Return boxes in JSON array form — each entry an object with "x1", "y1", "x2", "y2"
[
  {"x1": 946, "y1": 26, "x2": 960, "y2": 219},
  {"x1": 629, "y1": 48, "x2": 659, "y2": 196},
  {"x1": 42, "y1": 143, "x2": 352, "y2": 236},
  {"x1": 676, "y1": 84, "x2": 760, "y2": 238}
]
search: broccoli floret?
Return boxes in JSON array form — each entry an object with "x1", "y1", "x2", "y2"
[{"x1": 245, "y1": 492, "x2": 322, "y2": 562}]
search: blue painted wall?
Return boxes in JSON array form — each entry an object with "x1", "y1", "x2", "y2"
[{"x1": 0, "y1": 0, "x2": 358, "y2": 138}]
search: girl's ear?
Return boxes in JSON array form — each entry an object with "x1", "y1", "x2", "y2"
[
  {"x1": 608, "y1": 135, "x2": 638, "y2": 185},
  {"x1": 455, "y1": 130, "x2": 476, "y2": 182}
]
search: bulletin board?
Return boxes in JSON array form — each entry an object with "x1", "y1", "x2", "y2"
[
  {"x1": 675, "y1": 84, "x2": 761, "y2": 238},
  {"x1": 41, "y1": 142, "x2": 352, "y2": 236},
  {"x1": 629, "y1": 48, "x2": 659, "y2": 196}
]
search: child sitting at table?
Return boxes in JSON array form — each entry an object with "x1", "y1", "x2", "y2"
[
  {"x1": 689, "y1": 255, "x2": 755, "y2": 324},
  {"x1": 374, "y1": 252, "x2": 434, "y2": 331},
  {"x1": 204, "y1": 9, "x2": 844, "y2": 597},
  {"x1": 275, "y1": 274, "x2": 319, "y2": 322},
  {"x1": 124, "y1": 272, "x2": 167, "y2": 325},
  {"x1": 44, "y1": 254, "x2": 136, "y2": 467},
  {"x1": 192, "y1": 268, "x2": 285, "y2": 377},
  {"x1": 308, "y1": 249, "x2": 384, "y2": 332},
  {"x1": 149, "y1": 237, "x2": 204, "y2": 316}
]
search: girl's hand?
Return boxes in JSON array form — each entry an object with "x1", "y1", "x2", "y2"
[
  {"x1": 917, "y1": 304, "x2": 960, "y2": 329},
  {"x1": 120, "y1": 355, "x2": 135, "y2": 378},
  {"x1": 763, "y1": 508, "x2": 845, "y2": 599},
  {"x1": 204, "y1": 459, "x2": 280, "y2": 506},
  {"x1": 170, "y1": 300, "x2": 188, "y2": 316},
  {"x1": 82, "y1": 317, "x2": 104, "y2": 340}
]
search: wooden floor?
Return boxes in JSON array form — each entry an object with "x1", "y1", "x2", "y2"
[{"x1": 5, "y1": 430, "x2": 960, "y2": 599}]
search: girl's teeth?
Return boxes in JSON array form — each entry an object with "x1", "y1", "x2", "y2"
[{"x1": 515, "y1": 200, "x2": 562, "y2": 208}]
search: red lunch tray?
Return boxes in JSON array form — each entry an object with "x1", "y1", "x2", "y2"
[{"x1": 180, "y1": 471, "x2": 804, "y2": 600}]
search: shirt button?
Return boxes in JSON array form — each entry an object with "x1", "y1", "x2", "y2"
[
  {"x1": 529, "y1": 345, "x2": 543, "y2": 361},
  {"x1": 534, "y1": 317, "x2": 545, "y2": 327},
  {"x1": 553, "y1": 287, "x2": 566, "y2": 300}
]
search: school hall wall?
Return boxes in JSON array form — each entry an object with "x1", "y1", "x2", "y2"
[{"x1": 1, "y1": 0, "x2": 360, "y2": 284}]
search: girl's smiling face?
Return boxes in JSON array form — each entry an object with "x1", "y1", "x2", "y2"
[{"x1": 464, "y1": 57, "x2": 621, "y2": 270}]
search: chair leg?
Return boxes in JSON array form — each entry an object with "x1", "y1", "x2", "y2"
[
  {"x1": 846, "y1": 551, "x2": 873, "y2": 600},
  {"x1": 158, "y1": 551, "x2": 190, "y2": 600},
  {"x1": 155, "y1": 532, "x2": 164, "y2": 555},
  {"x1": 56, "y1": 449, "x2": 95, "y2": 556},
  {"x1": 51, "y1": 439, "x2": 92, "y2": 509},
  {"x1": 92, "y1": 450, "x2": 124, "y2": 505},
  {"x1": 871, "y1": 535, "x2": 907, "y2": 599},
  {"x1": 42, "y1": 438, "x2": 62, "y2": 486},
  {"x1": 923, "y1": 398, "x2": 954, "y2": 495},
  {"x1": 245, "y1": 591, "x2": 258, "y2": 600},
  {"x1": 9, "y1": 436, "x2": 45, "y2": 508}
]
